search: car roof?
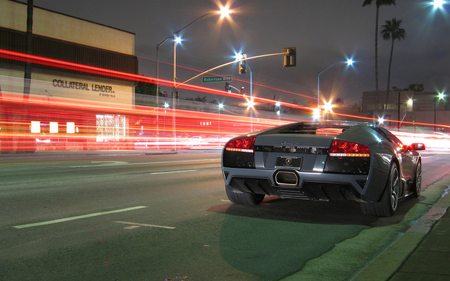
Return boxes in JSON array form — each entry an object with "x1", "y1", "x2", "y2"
[{"x1": 270, "y1": 121, "x2": 371, "y2": 134}]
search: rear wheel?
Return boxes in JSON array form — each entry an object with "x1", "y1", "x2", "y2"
[
  {"x1": 361, "y1": 163, "x2": 400, "y2": 217},
  {"x1": 411, "y1": 162, "x2": 422, "y2": 198},
  {"x1": 225, "y1": 185, "x2": 265, "y2": 205}
]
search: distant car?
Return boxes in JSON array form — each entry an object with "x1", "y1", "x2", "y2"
[
  {"x1": 221, "y1": 122, "x2": 425, "y2": 217},
  {"x1": 189, "y1": 135, "x2": 204, "y2": 146}
]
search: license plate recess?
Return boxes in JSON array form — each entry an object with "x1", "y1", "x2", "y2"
[{"x1": 275, "y1": 157, "x2": 302, "y2": 168}]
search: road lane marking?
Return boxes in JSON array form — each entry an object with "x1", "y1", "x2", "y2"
[
  {"x1": 70, "y1": 158, "x2": 219, "y2": 168},
  {"x1": 150, "y1": 170, "x2": 197, "y2": 175},
  {"x1": 13, "y1": 206, "x2": 148, "y2": 229},
  {"x1": 90, "y1": 161, "x2": 130, "y2": 166},
  {"x1": 124, "y1": 225, "x2": 141, "y2": 230},
  {"x1": 114, "y1": 221, "x2": 175, "y2": 230}
]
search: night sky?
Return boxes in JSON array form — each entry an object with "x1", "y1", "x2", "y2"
[{"x1": 19, "y1": 0, "x2": 450, "y2": 106}]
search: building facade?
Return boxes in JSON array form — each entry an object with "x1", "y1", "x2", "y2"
[
  {"x1": 0, "y1": 0, "x2": 138, "y2": 105},
  {"x1": 362, "y1": 91, "x2": 449, "y2": 132},
  {"x1": 0, "y1": 0, "x2": 139, "y2": 151}
]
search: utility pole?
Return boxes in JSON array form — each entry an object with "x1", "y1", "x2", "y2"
[{"x1": 24, "y1": 0, "x2": 34, "y2": 100}]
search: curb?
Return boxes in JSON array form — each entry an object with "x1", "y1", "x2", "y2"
[{"x1": 351, "y1": 175, "x2": 450, "y2": 281}]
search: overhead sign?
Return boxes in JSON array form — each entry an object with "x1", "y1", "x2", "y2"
[{"x1": 202, "y1": 75, "x2": 232, "y2": 83}]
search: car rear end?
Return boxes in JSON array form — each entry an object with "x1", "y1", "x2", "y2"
[{"x1": 222, "y1": 123, "x2": 379, "y2": 203}]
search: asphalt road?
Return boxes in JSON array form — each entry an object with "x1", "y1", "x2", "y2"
[{"x1": 0, "y1": 151, "x2": 449, "y2": 281}]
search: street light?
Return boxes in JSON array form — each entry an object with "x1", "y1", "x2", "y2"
[
  {"x1": 432, "y1": 0, "x2": 446, "y2": 9},
  {"x1": 218, "y1": 103, "x2": 224, "y2": 136},
  {"x1": 434, "y1": 92, "x2": 446, "y2": 131},
  {"x1": 317, "y1": 58, "x2": 354, "y2": 108},
  {"x1": 313, "y1": 108, "x2": 321, "y2": 120},
  {"x1": 275, "y1": 101, "x2": 281, "y2": 117},
  {"x1": 155, "y1": 5, "x2": 232, "y2": 150},
  {"x1": 173, "y1": 6, "x2": 232, "y2": 94},
  {"x1": 323, "y1": 100, "x2": 334, "y2": 120}
]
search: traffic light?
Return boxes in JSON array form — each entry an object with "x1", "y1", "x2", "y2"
[
  {"x1": 225, "y1": 82, "x2": 231, "y2": 92},
  {"x1": 283, "y1": 47, "x2": 296, "y2": 67},
  {"x1": 241, "y1": 86, "x2": 246, "y2": 95},
  {"x1": 239, "y1": 54, "x2": 247, "y2": 74}
]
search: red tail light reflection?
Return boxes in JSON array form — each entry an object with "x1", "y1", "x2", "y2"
[
  {"x1": 225, "y1": 137, "x2": 256, "y2": 153},
  {"x1": 329, "y1": 140, "x2": 370, "y2": 157}
]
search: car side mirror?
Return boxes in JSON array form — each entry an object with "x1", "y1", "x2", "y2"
[{"x1": 410, "y1": 143, "x2": 426, "y2": 151}]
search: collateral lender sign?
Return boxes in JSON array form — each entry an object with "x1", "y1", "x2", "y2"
[
  {"x1": 52, "y1": 79, "x2": 116, "y2": 97},
  {"x1": 202, "y1": 75, "x2": 232, "y2": 83}
]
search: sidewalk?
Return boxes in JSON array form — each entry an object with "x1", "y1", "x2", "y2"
[{"x1": 352, "y1": 175, "x2": 450, "y2": 281}]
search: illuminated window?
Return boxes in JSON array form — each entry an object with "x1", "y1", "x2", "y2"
[
  {"x1": 50, "y1": 122, "x2": 58, "y2": 133},
  {"x1": 67, "y1": 122, "x2": 75, "y2": 134},
  {"x1": 96, "y1": 114, "x2": 129, "y2": 142},
  {"x1": 31, "y1": 121, "x2": 41, "y2": 133}
]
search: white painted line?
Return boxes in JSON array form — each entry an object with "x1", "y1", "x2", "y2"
[
  {"x1": 90, "y1": 161, "x2": 130, "y2": 166},
  {"x1": 70, "y1": 158, "x2": 219, "y2": 168},
  {"x1": 13, "y1": 206, "x2": 148, "y2": 229},
  {"x1": 114, "y1": 221, "x2": 175, "y2": 230},
  {"x1": 151, "y1": 170, "x2": 197, "y2": 175},
  {"x1": 124, "y1": 225, "x2": 141, "y2": 230}
]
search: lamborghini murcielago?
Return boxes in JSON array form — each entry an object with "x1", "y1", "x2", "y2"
[{"x1": 221, "y1": 122, "x2": 425, "y2": 217}]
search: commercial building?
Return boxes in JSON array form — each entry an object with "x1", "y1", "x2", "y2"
[
  {"x1": 362, "y1": 91, "x2": 449, "y2": 132},
  {"x1": 0, "y1": 0, "x2": 137, "y2": 104},
  {"x1": 0, "y1": 0, "x2": 139, "y2": 150}
]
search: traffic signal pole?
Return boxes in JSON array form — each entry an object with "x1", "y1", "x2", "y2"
[
  {"x1": 176, "y1": 50, "x2": 295, "y2": 133},
  {"x1": 179, "y1": 51, "x2": 291, "y2": 87}
]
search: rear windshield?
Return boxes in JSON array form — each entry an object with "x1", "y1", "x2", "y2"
[{"x1": 278, "y1": 123, "x2": 348, "y2": 136}]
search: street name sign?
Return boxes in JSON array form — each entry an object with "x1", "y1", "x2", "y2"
[{"x1": 202, "y1": 75, "x2": 232, "y2": 83}]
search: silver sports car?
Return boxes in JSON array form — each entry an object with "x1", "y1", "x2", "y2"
[{"x1": 221, "y1": 122, "x2": 425, "y2": 217}]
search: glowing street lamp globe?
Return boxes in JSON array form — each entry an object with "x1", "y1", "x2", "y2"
[
  {"x1": 218, "y1": 5, "x2": 232, "y2": 18},
  {"x1": 433, "y1": 0, "x2": 445, "y2": 9}
]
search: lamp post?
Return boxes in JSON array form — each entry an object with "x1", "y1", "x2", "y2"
[
  {"x1": 172, "y1": 6, "x2": 231, "y2": 95},
  {"x1": 156, "y1": 6, "x2": 231, "y2": 150},
  {"x1": 434, "y1": 92, "x2": 445, "y2": 131},
  {"x1": 156, "y1": 36, "x2": 173, "y2": 101},
  {"x1": 155, "y1": 36, "x2": 172, "y2": 149},
  {"x1": 317, "y1": 59, "x2": 354, "y2": 109},
  {"x1": 218, "y1": 103, "x2": 223, "y2": 136}
]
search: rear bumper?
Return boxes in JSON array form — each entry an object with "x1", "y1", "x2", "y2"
[{"x1": 223, "y1": 167, "x2": 387, "y2": 202}]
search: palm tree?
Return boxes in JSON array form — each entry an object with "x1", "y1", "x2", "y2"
[
  {"x1": 381, "y1": 18, "x2": 406, "y2": 108},
  {"x1": 362, "y1": 0, "x2": 396, "y2": 93}
]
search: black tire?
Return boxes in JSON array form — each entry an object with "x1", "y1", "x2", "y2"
[
  {"x1": 411, "y1": 162, "x2": 422, "y2": 198},
  {"x1": 361, "y1": 163, "x2": 400, "y2": 217},
  {"x1": 225, "y1": 185, "x2": 265, "y2": 205}
]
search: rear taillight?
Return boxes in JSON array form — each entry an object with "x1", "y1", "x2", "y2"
[
  {"x1": 225, "y1": 137, "x2": 256, "y2": 153},
  {"x1": 329, "y1": 140, "x2": 370, "y2": 157}
]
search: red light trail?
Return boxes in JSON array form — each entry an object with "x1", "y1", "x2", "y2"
[{"x1": 1, "y1": 49, "x2": 448, "y2": 152}]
